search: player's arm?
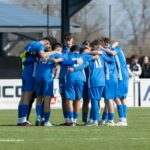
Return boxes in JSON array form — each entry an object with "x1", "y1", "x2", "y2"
[
  {"x1": 68, "y1": 61, "x2": 89, "y2": 72},
  {"x1": 101, "y1": 47, "x2": 117, "y2": 56},
  {"x1": 61, "y1": 58, "x2": 83, "y2": 65},
  {"x1": 38, "y1": 51, "x2": 57, "y2": 58},
  {"x1": 112, "y1": 42, "x2": 119, "y2": 48},
  {"x1": 83, "y1": 54, "x2": 99, "y2": 62},
  {"x1": 41, "y1": 56, "x2": 83, "y2": 66},
  {"x1": 102, "y1": 53, "x2": 115, "y2": 63},
  {"x1": 84, "y1": 50, "x2": 103, "y2": 55}
]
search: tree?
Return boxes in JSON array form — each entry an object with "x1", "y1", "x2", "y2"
[
  {"x1": 71, "y1": 2, "x2": 106, "y2": 43},
  {"x1": 117, "y1": 0, "x2": 150, "y2": 56}
]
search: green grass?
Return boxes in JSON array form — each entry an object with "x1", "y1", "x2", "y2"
[{"x1": 0, "y1": 108, "x2": 150, "y2": 150}]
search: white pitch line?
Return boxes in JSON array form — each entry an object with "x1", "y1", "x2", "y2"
[
  {"x1": 0, "y1": 138, "x2": 24, "y2": 143},
  {"x1": 128, "y1": 137, "x2": 147, "y2": 140}
]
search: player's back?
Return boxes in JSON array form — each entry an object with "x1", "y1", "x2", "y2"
[
  {"x1": 104, "y1": 53, "x2": 118, "y2": 81},
  {"x1": 36, "y1": 53, "x2": 61, "y2": 78},
  {"x1": 88, "y1": 55, "x2": 105, "y2": 88},
  {"x1": 66, "y1": 52, "x2": 86, "y2": 82},
  {"x1": 114, "y1": 47, "x2": 128, "y2": 79}
]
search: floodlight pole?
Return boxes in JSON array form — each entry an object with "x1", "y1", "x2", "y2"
[
  {"x1": 47, "y1": 4, "x2": 50, "y2": 36},
  {"x1": 109, "y1": 4, "x2": 112, "y2": 40}
]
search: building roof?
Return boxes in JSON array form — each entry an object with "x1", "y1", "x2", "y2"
[{"x1": 0, "y1": 2, "x2": 80, "y2": 32}]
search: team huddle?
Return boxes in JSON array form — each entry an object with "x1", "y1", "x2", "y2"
[{"x1": 18, "y1": 32, "x2": 129, "y2": 127}]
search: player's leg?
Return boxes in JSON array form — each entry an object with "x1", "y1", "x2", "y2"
[
  {"x1": 43, "y1": 78, "x2": 53, "y2": 126},
  {"x1": 115, "y1": 77, "x2": 128, "y2": 126},
  {"x1": 105, "y1": 80, "x2": 117, "y2": 126},
  {"x1": 100, "y1": 99, "x2": 108, "y2": 125},
  {"x1": 65, "y1": 81, "x2": 75, "y2": 125},
  {"x1": 82, "y1": 82, "x2": 90, "y2": 124},
  {"x1": 67, "y1": 100, "x2": 74, "y2": 124},
  {"x1": 82, "y1": 99, "x2": 90, "y2": 124},
  {"x1": 43, "y1": 96, "x2": 52, "y2": 126},
  {"x1": 121, "y1": 98, "x2": 127, "y2": 125},
  {"x1": 106, "y1": 99, "x2": 115, "y2": 126},
  {"x1": 74, "y1": 99, "x2": 80, "y2": 125},
  {"x1": 73, "y1": 81, "x2": 84, "y2": 125},
  {"x1": 115, "y1": 98, "x2": 124, "y2": 120},
  {"x1": 115, "y1": 80, "x2": 124, "y2": 123},
  {"x1": 34, "y1": 78, "x2": 43, "y2": 126},
  {"x1": 18, "y1": 91, "x2": 33, "y2": 125},
  {"x1": 18, "y1": 77, "x2": 34, "y2": 126},
  {"x1": 27, "y1": 92, "x2": 36, "y2": 121},
  {"x1": 59, "y1": 79, "x2": 69, "y2": 124},
  {"x1": 35, "y1": 96, "x2": 43, "y2": 126},
  {"x1": 88, "y1": 87, "x2": 99, "y2": 126},
  {"x1": 121, "y1": 77, "x2": 129, "y2": 125}
]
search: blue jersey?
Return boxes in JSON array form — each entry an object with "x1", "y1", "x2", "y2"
[
  {"x1": 88, "y1": 52, "x2": 115, "y2": 88},
  {"x1": 59, "y1": 45, "x2": 70, "y2": 79},
  {"x1": 113, "y1": 47, "x2": 129, "y2": 79},
  {"x1": 22, "y1": 41, "x2": 45, "y2": 78},
  {"x1": 35, "y1": 53, "x2": 61, "y2": 78},
  {"x1": 66, "y1": 53, "x2": 93, "y2": 82},
  {"x1": 62, "y1": 45, "x2": 70, "y2": 54},
  {"x1": 113, "y1": 47, "x2": 129, "y2": 98},
  {"x1": 103, "y1": 50, "x2": 119, "y2": 99}
]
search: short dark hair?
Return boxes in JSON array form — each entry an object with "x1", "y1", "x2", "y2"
[
  {"x1": 70, "y1": 45, "x2": 80, "y2": 52},
  {"x1": 53, "y1": 42, "x2": 62, "y2": 50},
  {"x1": 91, "y1": 40, "x2": 100, "y2": 50},
  {"x1": 64, "y1": 32, "x2": 73, "y2": 41},
  {"x1": 102, "y1": 37, "x2": 111, "y2": 44},
  {"x1": 40, "y1": 37, "x2": 51, "y2": 43},
  {"x1": 82, "y1": 40, "x2": 91, "y2": 46},
  {"x1": 41, "y1": 36, "x2": 58, "y2": 50}
]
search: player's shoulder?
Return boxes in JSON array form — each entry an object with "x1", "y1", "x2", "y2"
[{"x1": 24, "y1": 42, "x2": 35, "y2": 51}]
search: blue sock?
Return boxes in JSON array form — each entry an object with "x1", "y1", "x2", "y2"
[
  {"x1": 18, "y1": 104, "x2": 23, "y2": 118},
  {"x1": 89, "y1": 107, "x2": 93, "y2": 120},
  {"x1": 36, "y1": 104, "x2": 42, "y2": 118},
  {"x1": 82, "y1": 112, "x2": 88, "y2": 122},
  {"x1": 63, "y1": 111, "x2": 69, "y2": 119},
  {"x1": 108, "y1": 113, "x2": 114, "y2": 121},
  {"x1": 123, "y1": 105, "x2": 127, "y2": 118},
  {"x1": 22, "y1": 104, "x2": 29, "y2": 118},
  {"x1": 102, "y1": 112, "x2": 108, "y2": 121},
  {"x1": 73, "y1": 112, "x2": 79, "y2": 120},
  {"x1": 44, "y1": 112, "x2": 50, "y2": 123},
  {"x1": 91, "y1": 99, "x2": 99, "y2": 121},
  {"x1": 69, "y1": 112, "x2": 73, "y2": 119},
  {"x1": 117, "y1": 104, "x2": 124, "y2": 119}
]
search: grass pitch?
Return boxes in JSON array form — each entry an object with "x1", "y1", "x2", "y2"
[{"x1": 0, "y1": 108, "x2": 150, "y2": 150}]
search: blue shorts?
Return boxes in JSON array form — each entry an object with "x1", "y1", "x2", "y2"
[
  {"x1": 83, "y1": 82, "x2": 89, "y2": 100},
  {"x1": 104, "y1": 79, "x2": 118, "y2": 100},
  {"x1": 22, "y1": 76, "x2": 35, "y2": 92},
  {"x1": 65, "y1": 80, "x2": 84, "y2": 100},
  {"x1": 59, "y1": 79, "x2": 66, "y2": 97},
  {"x1": 89, "y1": 86, "x2": 104, "y2": 100},
  {"x1": 35, "y1": 77, "x2": 53, "y2": 96},
  {"x1": 116, "y1": 79, "x2": 129, "y2": 99}
]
